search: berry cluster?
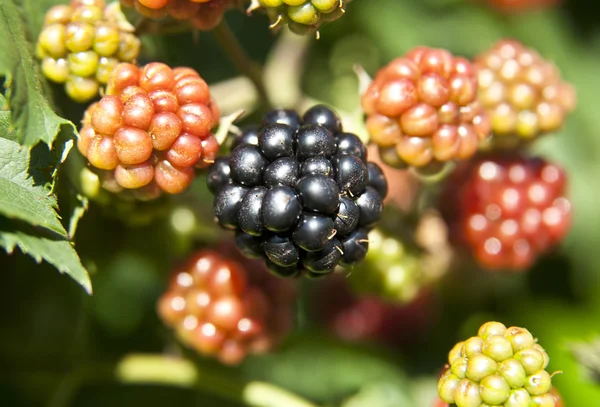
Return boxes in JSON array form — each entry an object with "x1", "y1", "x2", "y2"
[
  {"x1": 362, "y1": 46, "x2": 491, "y2": 169},
  {"x1": 433, "y1": 388, "x2": 564, "y2": 407},
  {"x1": 483, "y1": 0, "x2": 561, "y2": 13},
  {"x1": 439, "y1": 154, "x2": 571, "y2": 271},
  {"x1": 208, "y1": 105, "x2": 387, "y2": 278},
  {"x1": 318, "y1": 274, "x2": 437, "y2": 347},
  {"x1": 475, "y1": 40, "x2": 576, "y2": 147},
  {"x1": 252, "y1": 0, "x2": 347, "y2": 36},
  {"x1": 120, "y1": 0, "x2": 242, "y2": 31},
  {"x1": 77, "y1": 62, "x2": 220, "y2": 199},
  {"x1": 37, "y1": 0, "x2": 141, "y2": 103},
  {"x1": 158, "y1": 245, "x2": 296, "y2": 364},
  {"x1": 438, "y1": 322, "x2": 558, "y2": 407}
]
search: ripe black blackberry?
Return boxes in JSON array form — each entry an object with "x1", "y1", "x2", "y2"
[{"x1": 208, "y1": 105, "x2": 388, "y2": 278}]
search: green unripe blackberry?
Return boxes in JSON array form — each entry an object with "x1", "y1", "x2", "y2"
[
  {"x1": 251, "y1": 0, "x2": 348, "y2": 37},
  {"x1": 437, "y1": 321, "x2": 560, "y2": 407},
  {"x1": 37, "y1": 2, "x2": 141, "y2": 103}
]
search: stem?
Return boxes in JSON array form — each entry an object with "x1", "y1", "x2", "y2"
[{"x1": 212, "y1": 22, "x2": 270, "y2": 108}]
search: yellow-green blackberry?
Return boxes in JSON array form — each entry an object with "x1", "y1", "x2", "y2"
[{"x1": 36, "y1": 0, "x2": 141, "y2": 103}]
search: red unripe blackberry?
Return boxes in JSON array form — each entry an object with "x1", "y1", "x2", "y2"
[
  {"x1": 120, "y1": 0, "x2": 244, "y2": 31},
  {"x1": 251, "y1": 0, "x2": 348, "y2": 36},
  {"x1": 483, "y1": 0, "x2": 561, "y2": 13},
  {"x1": 362, "y1": 47, "x2": 491, "y2": 169},
  {"x1": 317, "y1": 273, "x2": 438, "y2": 347},
  {"x1": 37, "y1": 1, "x2": 141, "y2": 103},
  {"x1": 439, "y1": 153, "x2": 572, "y2": 271},
  {"x1": 475, "y1": 40, "x2": 575, "y2": 147},
  {"x1": 158, "y1": 242, "x2": 296, "y2": 364},
  {"x1": 78, "y1": 62, "x2": 220, "y2": 198}
]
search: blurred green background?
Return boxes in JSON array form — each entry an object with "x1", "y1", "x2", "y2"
[{"x1": 2, "y1": 0, "x2": 600, "y2": 406}]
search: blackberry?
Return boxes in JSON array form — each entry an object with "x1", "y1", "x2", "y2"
[
  {"x1": 475, "y1": 40, "x2": 575, "y2": 148},
  {"x1": 362, "y1": 47, "x2": 491, "y2": 169},
  {"x1": 438, "y1": 322, "x2": 560, "y2": 407},
  {"x1": 120, "y1": 0, "x2": 244, "y2": 31},
  {"x1": 439, "y1": 153, "x2": 572, "y2": 271},
  {"x1": 157, "y1": 243, "x2": 296, "y2": 365},
  {"x1": 484, "y1": 0, "x2": 561, "y2": 13},
  {"x1": 208, "y1": 105, "x2": 388, "y2": 278},
  {"x1": 317, "y1": 274, "x2": 438, "y2": 347},
  {"x1": 77, "y1": 62, "x2": 221, "y2": 199},
  {"x1": 348, "y1": 215, "x2": 452, "y2": 304},
  {"x1": 250, "y1": 0, "x2": 349, "y2": 37},
  {"x1": 37, "y1": 1, "x2": 141, "y2": 102}
]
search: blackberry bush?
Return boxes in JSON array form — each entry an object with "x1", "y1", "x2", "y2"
[
  {"x1": 475, "y1": 40, "x2": 576, "y2": 148},
  {"x1": 249, "y1": 0, "x2": 348, "y2": 36},
  {"x1": 438, "y1": 321, "x2": 559, "y2": 407},
  {"x1": 77, "y1": 62, "x2": 220, "y2": 199},
  {"x1": 439, "y1": 153, "x2": 572, "y2": 271},
  {"x1": 158, "y1": 243, "x2": 296, "y2": 364},
  {"x1": 120, "y1": 0, "x2": 243, "y2": 31},
  {"x1": 36, "y1": 0, "x2": 141, "y2": 102},
  {"x1": 208, "y1": 105, "x2": 387, "y2": 278},
  {"x1": 362, "y1": 46, "x2": 491, "y2": 169}
]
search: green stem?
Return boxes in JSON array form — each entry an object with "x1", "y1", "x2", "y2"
[{"x1": 212, "y1": 22, "x2": 270, "y2": 109}]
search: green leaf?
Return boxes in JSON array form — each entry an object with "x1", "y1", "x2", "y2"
[
  {"x1": 0, "y1": 138, "x2": 67, "y2": 236},
  {"x1": 341, "y1": 382, "x2": 415, "y2": 407},
  {"x1": 0, "y1": 0, "x2": 77, "y2": 152},
  {"x1": 0, "y1": 217, "x2": 91, "y2": 294}
]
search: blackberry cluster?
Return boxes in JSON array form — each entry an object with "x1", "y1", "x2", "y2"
[
  {"x1": 37, "y1": 0, "x2": 141, "y2": 103},
  {"x1": 158, "y1": 244, "x2": 296, "y2": 365},
  {"x1": 348, "y1": 229, "x2": 425, "y2": 304},
  {"x1": 77, "y1": 62, "x2": 220, "y2": 200},
  {"x1": 362, "y1": 46, "x2": 491, "y2": 169},
  {"x1": 252, "y1": 0, "x2": 348, "y2": 36},
  {"x1": 438, "y1": 322, "x2": 559, "y2": 407},
  {"x1": 475, "y1": 40, "x2": 576, "y2": 148},
  {"x1": 120, "y1": 0, "x2": 243, "y2": 31},
  {"x1": 208, "y1": 105, "x2": 388, "y2": 278},
  {"x1": 483, "y1": 0, "x2": 561, "y2": 13},
  {"x1": 439, "y1": 153, "x2": 571, "y2": 271},
  {"x1": 318, "y1": 274, "x2": 437, "y2": 347},
  {"x1": 434, "y1": 388, "x2": 564, "y2": 407}
]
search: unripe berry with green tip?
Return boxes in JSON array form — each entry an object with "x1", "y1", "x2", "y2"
[
  {"x1": 251, "y1": 0, "x2": 348, "y2": 37},
  {"x1": 437, "y1": 321, "x2": 560, "y2": 407},
  {"x1": 37, "y1": 1, "x2": 141, "y2": 103}
]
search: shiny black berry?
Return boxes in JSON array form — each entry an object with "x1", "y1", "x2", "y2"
[
  {"x1": 340, "y1": 228, "x2": 369, "y2": 266},
  {"x1": 333, "y1": 155, "x2": 369, "y2": 197},
  {"x1": 207, "y1": 157, "x2": 231, "y2": 193},
  {"x1": 238, "y1": 186, "x2": 268, "y2": 236},
  {"x1": 258, "y1": 124, "x2": 295, "y2": 161},
  {"x1": 263, "y1": 157, "x2": 300, "y2": 187},
  {"x1": 355, "y1": 186, "x2": 383, "y2": 228},
  {"x1": 296, "y1": 174, "x2": 340, "y2": 214},
  {"x1": 295, "y1": 125, "x2": 336, "y2": 161},
  {"x1": 263, "y1": 235, "x2": 300, "y2": 267},
  {"x1": 214, "y1": 184, "x2": 249, "y2": 229},
  {"x1": 235, "y1": 231, "x2": 265, "y2": 259},
  {"x1": 261, "y1": 186, "x2": 302, "y2": 232},
  {"x1": 229, "y1": 145, "x2": 269, "y2": 186},
  {"x1": 303, "y1": 238, "x2": 342, "y2": 273},
  {"x1": 302, "y1": 105, "x2": 342, "y2": 134},
  {"x1": 292, "y1": 213, "x2": 335, "y2": 252},
  {"x1": 366, "y1": 162, "x2": 388, "y2": 198},
  {"x1": 300, "y1": 157, "x2": 334, "y2": 177},
  {"x1": 232, "y1": 125, "x2": 260, "y2": 149},
  {"x1": 334, "y1": 196, "x2": 360, "y2": 236},
  {"x1": 265, "y1": 259, "x2": 301, "y2": 278},
  {"x1": 335, "y1": 133, "x2": 367, "y2": 161},
  {"x1": 262, "y1": 109, "x2": 301, "y2": 130}
]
